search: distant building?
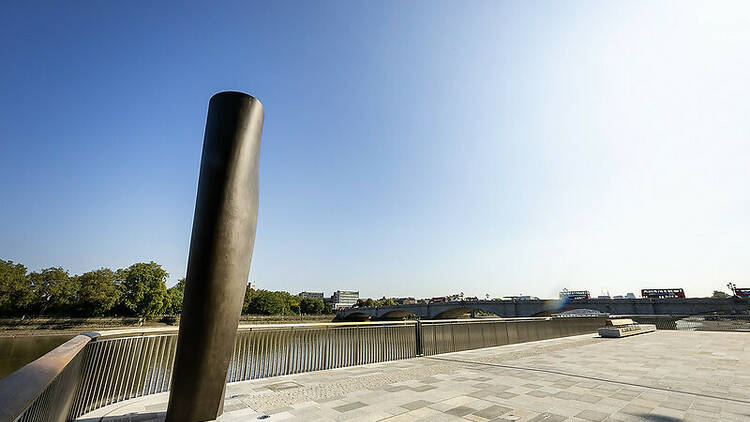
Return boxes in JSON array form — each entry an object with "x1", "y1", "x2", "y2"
[
  {"x1": 330, "y1": 290, "x2": 359, "y2": 308},
  {"x1": 299, "y1": 292, "x2": 324, "y2": 300},
  {"x1": 503, "y1": 296, "x2": 538, "y2": 301},
  {"x1": 247, "y1": 281, "x2": 257, "y2": 290},
  {"x1": 625, "y1": 293, "x2": 636, "y2": 299}
]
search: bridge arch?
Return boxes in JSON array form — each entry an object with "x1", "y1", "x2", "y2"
[
  {"x1": 340, "y1": 311, "x2": 372, "y2": 321},
  {"x1": 377, "y1": 310, "x2": 419, "y2": 321},
  {"x1": 551, "y1": 308, "x2": 607, "y2": 317},
  {"x1": 432, "y1": 305, "x2": 505, "y2": 319}
]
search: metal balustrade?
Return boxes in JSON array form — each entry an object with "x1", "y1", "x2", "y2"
[
  {"x1": 70, "y1": 333, "x2": 179, "y2": 417},
  {"x1": 420, "y1": 316, "x2": 606, "y2": 355},
  {"x1": 225, "y1": 323, "x2": 416, "y2": 383},
  {"x1": 0, "y1": 317, "x2": 606, "y2": 422}
]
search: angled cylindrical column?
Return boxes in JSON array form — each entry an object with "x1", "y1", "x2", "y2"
[{"x1": 166, "y1": 92, "x2": 263, "y2": 421}]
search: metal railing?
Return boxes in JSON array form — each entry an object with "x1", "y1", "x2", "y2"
[
  {"x1": 0, "y1": 334, "x2": 95, "y2": 422},
  {"x1": 0, "y1": 317, "x2": 605, "y2": 422},
  {"x1": 70, "y1": 333, "x2": 179, "y2": 417},
  {"x1": 226, "y1": 322, "x2": 417, "y2": 382}
]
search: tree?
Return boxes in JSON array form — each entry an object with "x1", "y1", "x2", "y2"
[
  {"x1": 242, "y1": 283, "x2": 258, "y2": 314},
  {"x1": 28, "y1": 267, "x2": 76, "y2": 315},
  {"x1": 354, "y1": 298, "x2": 376, "y2": 307},
  {"x1": 711, "y1": 290, "x2": 730, "y2": 298},
  {"x1": 165, "y1": 278, "x2": 186, "y2": 314},
  {"x1": 379, "y1": 297, "x2": 396, "y2": 306},
  {"x1": 280, "y1": 291, "x2": 301, "y2": 315},
  {"x1": 0, "y1": 260, "x2": 31, "y2": 315},
  {"x1": 243, "y1": 289, "x2": 305, "y2": 315},
  {"x1": 116, "y1": 262, "x2": 169, "y2": 317},
  {"x1": 245, "y1": 289, "x2": 286, "y2": 315},
  {"x1": 299, "y1": 297, "x2": 324, "y2": 314},
  {"x1": 75, "y1": 268, "x2": 120, "y2": 316}
]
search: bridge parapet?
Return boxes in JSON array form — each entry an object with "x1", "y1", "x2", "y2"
[{"x1": 336, "y1": 297, "x2": 750, "y2": 320}]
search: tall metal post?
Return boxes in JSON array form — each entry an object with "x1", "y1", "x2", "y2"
[{"x1": 166, "y1": 92, "x2": 263, "y2": 421}]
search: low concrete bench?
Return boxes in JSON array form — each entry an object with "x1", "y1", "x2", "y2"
[{"x1": 598, "y1": 318, "x2": 656, "y2": 338}]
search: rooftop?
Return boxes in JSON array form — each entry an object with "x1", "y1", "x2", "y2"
[{"x1": 78, "y1": 331, "x2": 750, "y2": 422}]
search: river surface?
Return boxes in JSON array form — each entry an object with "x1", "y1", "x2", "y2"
[{"x1": 0, "y1": 334, "x2": 74, "y2": 379}]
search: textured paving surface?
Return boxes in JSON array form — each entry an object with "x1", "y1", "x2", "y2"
[{"x1": 76, "y1": 331, "x2": 750, "y2": 421}]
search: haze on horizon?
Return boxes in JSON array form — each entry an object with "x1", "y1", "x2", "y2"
[{"x1": 1, "y1": 1, "x2": 748, "y2": 300}]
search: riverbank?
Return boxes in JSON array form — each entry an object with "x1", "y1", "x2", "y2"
[
  {"x1": 0, "y1": 317, "x2": 159, "y2": 336},
  {"x1": 0, "y1": 314, "x2": 336, "y2": 337}
]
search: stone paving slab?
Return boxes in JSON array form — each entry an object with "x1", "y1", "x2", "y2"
[{"x1": 76, "y1": 331, "x2": 750, "y2": 421}]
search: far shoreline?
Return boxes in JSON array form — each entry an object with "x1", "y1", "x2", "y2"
[{"x1": 0, "y1": 314, "x2": 337, "y2": 337}]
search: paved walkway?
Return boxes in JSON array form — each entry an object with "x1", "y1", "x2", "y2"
[{"x1": 77, "y1": 331, "x2": 750, "y2": 421}]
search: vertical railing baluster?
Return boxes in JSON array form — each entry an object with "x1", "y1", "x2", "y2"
[
  {"x1": 125, "y1": 338, "x2": 143, "y2": 400},
  {"x1": 263, "y1": 330, "x2": 271, "y2": 378},
  {"x1": 75, "y1": 342, "x2": 99, "y2": 416},
  {"x1": 103, "y1": 339, "x2": 125, "y2": 406},
  {"x1": 272, "y1": 330, "x2": 280, "y2": 377},
  {"x1": 240, "y1": 331, "x2": 248, "y2": 380},
  {"x1": 243, "y1": 330, "x2": 250, "y2": 380},
  {"x1": 150, "y1": 336, "x2": 166, "y2": 394},
  {"x1": 250, "y1": 330, "x2": 259, "y2": 379},
  {"x1": 88, "y1": 341, "x2": 109, "y2": 413},
  {"x1": 163, "y1": 335, "x2": 177, "y2": 391},
  {"x1": 141, "y1": 337, "x2": 155, "y2": 397},
  {"x1": 121, "y1": 337, "x2": 140, "y2": 402}
]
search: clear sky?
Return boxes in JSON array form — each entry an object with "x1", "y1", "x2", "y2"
[{"x1": 1, "y1": 1, "x2": 748, "y2": 299}]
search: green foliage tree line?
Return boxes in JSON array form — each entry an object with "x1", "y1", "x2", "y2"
[
  {"x1": 354, "y1": 297, "x2": 396, "y2": 307},
  {"x1": 0, "y1": 259, "x2": 331, "y2": 318},
  {"x1": 241, "y1": 284, "x2": 331, "y2": 315}
]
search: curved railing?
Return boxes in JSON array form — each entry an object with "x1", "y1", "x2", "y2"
[
  {"x1": 0, "y1": 333, "x2": 97, "y2": 422},
  {"x1": 0, "y1": 316, "x2": 605, "y2": 422}
]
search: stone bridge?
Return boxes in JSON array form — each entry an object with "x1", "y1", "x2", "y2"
[{"x1": 335, "y1": 297, "x2": 750, "y2": 321}]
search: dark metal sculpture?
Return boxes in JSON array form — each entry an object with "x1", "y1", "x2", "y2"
[{"x1": 166, "y1": 92, "x2": 263, "y2": 421}]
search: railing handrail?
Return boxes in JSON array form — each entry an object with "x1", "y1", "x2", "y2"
[
  {"x1": 91, "y1": 316, "x2": 602, "y2": 339},
  {"x1": 92, "y1": 320, "x2": 422, "y2": 339},
  {"x1": 419, "y1": 317, "x2": 551, "y2": 324},
  {"x1": 611, "y1": 314, "x2": 691, "y2": 318},
  {"x1": 0, "y1": 333, "x2": 98, "y2": 421}
]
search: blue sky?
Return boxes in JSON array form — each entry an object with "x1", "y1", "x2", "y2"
[{"x1": 1, "y1": 1, "x2": 748, "y2": 299}]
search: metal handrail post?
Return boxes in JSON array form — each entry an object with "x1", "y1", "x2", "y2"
[{"x1": 415, "y1": 320, "x2": 423, "y2": 356}]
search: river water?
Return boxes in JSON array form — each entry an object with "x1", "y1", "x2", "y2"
[{"x1": 0, "y1": 334, "x2": 74, "y2": 379}]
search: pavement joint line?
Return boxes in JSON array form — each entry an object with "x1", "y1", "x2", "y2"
[{"x1": 424, "y1": 355, "x2": 750, "y2": 405}]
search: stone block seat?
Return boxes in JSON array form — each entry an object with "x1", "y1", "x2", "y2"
[{"x1": 597, "y1": 318, "x2": 657, "y2": 338}]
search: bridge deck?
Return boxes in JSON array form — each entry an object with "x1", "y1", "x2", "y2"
[{"x1": 78, "y1": 331, "x2": 750, "y2": 421}]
